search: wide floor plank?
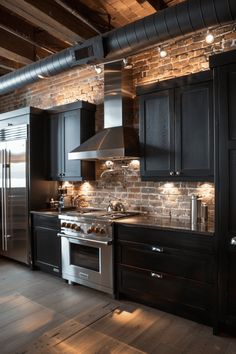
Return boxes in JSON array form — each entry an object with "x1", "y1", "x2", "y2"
[{"x1": 0, "y1": 257, "x2": 236, "y2": 354}]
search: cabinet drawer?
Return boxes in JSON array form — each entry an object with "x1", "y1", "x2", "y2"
[
  {"x1": 33, "y1": 214, "x2": 60, "y2": 229},
  {"x1": 118, "y1": 265, "x2": 212, "y2": 321},
  {"x1": 115, "y1": 224, "x2": 214, "y2": 254},
  {"x1": 117, "y1": 241, "x2": 215, "y2": 283}
]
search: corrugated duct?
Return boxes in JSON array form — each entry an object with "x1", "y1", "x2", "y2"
[{"x1": 0, "y1": 0, "x2": 235, "y2": 95}]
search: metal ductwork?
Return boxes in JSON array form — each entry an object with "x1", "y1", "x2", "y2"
[{"x1": 0, "y1": 0, "x2": 235, "y2": 95}]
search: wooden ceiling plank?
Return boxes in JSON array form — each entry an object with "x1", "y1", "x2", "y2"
[{"x1": 0, "y1": 0, "x2": 97, "y2": 44}]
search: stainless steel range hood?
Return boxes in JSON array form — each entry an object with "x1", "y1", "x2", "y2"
[{"x1": 68, "y1": 61, "x2": 139, "y2": 160}]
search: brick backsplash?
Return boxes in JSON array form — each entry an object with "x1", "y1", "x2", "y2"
[
  {"x1": 63, "y1": 161, "x2": 215, "y2": 223},
  {"x1": 0, "y1": 23, "x2": 233, "y2": 222}
]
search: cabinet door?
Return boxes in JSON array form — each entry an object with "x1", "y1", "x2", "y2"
[
  {"x1": 33, "y1": 215, "x2": 61, "y2": 277},
  {"x1": 50, "y1": 113, "x2": 63, "y2": 179},
  {"x1": 140, "y1": 90, "x2": 175, "y2": 179},
  {"x1": 216, "y1": 63, "x2": 236, "y2": 331},
  {"x1": 175, "y1": 81, "x2": 213, "y2": 178},
  {"x1": 63, "y1": 110, "x2": 83, "y2": 179}
]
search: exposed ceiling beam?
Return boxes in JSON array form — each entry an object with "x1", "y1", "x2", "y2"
[
  {"x1": 137, "y1": 0, "x2": 167, "y2": 11},
  {"x1": 0, "y1": 0, "x2": 98, "y2": 45},
  {"x1": 0, "y1": 56, "x2": 24, "y2": 71},
  {"x1": 57, "y1": 0, "x2": 114, "y2": 33},
  {"x1": 0, "y1": 5, "x2": 68, "y2": 55},
  {"x1": 147, "y1": 0, "x2": 167, "y2": 10},
  {"x1": 0, "y1": 28, "x2": 35, "y2": 65}
]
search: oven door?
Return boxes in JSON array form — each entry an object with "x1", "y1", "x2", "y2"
[{"x1": 60, "y1": 235, "x2": 113, "y2": 294}]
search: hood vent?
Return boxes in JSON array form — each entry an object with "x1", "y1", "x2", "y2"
[{"x1": 68, "y1": 61, "x2": 139, "y2": 160}]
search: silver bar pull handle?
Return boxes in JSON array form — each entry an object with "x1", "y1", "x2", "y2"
[
  {"x1": 151, "y1": 272, "x2": 163, "y2": 279},
  {"x1": 4, "y1": 149, "x2": 8, "y2": 251},
  {"x1": 151, "y1": 246, "x2": 163, "y2": 252},
  {"x1": 1, "y1": 149, "x2": 5, "y2": 250},
  {"x1": 230, "y1": 237, "x2": 236, "y2": 246}
]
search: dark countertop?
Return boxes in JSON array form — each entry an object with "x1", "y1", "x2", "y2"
[
  {"x1": 114, "y1": 215, "x2": 215, "y2": 235},
  {"x1": 31, "y1": 210, "x2": 214, "y2": 235}
]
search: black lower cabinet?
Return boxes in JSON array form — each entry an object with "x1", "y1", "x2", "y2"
[
  {"x1": 32, "y1": 213, "x2": 61, "y2": 277},
  {"x1": 114, "y1": 224, "x2": 216, "y2": 326}
]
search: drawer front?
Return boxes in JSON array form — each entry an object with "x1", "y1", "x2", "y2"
[
  {"x1": 117, "y1": 241, "x2": 215, "y2": 283},
  {"x1": 118, "y1": 265, "x2": 213, "y2": 319},
  {"x1": 115, "y1": 224, "x2": 214, "y2": 254},
  {"x1": 33, "y1": 214, "x2": 60, "y2": 229}
]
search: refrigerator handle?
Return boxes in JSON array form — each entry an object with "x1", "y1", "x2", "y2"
[
  {"x1": 4, "y1": 148, "x2": 10, "y2": 251},
  {"x1": 1, "y1": 149, "x2": 5, "y2": 251}
]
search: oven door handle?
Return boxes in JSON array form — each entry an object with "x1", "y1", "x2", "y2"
[{"x1": 57, "y1": 233, "x2": 113, "y2": 246}]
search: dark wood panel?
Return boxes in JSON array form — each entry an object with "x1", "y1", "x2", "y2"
[
  {"x1": 115, "y1": 224, "x2": 215, "y2": 254},
  {"x1": 117, "y1": 241, "x2": 214, "y2": 283},
  {"x1": 140, "y1": 89, "x2": 174, "y2": 178},
  {"x1": 229, "y1": 72, "x2": 236, "y2": 140},
  {"x1": 175, "y1": 81, "x2": 213, "y2": 177},
  {"x1": 118, "y1": 266, "x2": 213, "y2": 323}
]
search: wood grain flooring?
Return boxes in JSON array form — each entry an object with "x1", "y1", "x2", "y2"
[{"x1": 0, "y1": 257, "x2": 235, "y2": 354}]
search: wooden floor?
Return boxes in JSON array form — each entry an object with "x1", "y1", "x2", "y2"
[{"x1": 0, "y1": 258, "x2": 236, "y2": 354}]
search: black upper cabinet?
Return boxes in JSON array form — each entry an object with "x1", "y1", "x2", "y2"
[
  {"x1": 138, "y1": 71, "x2": 213, "y2": 181},
  {"x1": 48, "y1": 101, "x2": 95, "y2": 181},
  {"x1": 210, "y1": 51, "x2": 236, "y2": 333}
]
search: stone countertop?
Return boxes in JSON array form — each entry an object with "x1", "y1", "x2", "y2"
[
  {"x1": 31, "y1": 210, "x2": 214, "y2": 235},
  {"x1": 114, "y1": 215, "x2": 214, "y2": 235}
]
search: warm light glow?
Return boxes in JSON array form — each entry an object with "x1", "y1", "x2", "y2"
[
  {"x1": 129, "y1": 159, "x2": 140, "y2": 169},
  {"x1": 162, "y1": 182, "x2": 180, "y2": 195},
  {"x1": 80, "y1": 181, "x2": 93, "y2": 194},
  {"x1": 197, "y1": 183, "x2": 214, "y2": 201},
  {"x1": 205, "y1": 32, "x2": 215, "y2": 44}
]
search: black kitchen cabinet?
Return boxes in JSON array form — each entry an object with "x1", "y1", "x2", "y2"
[
  {"x1": 114, "y1": 223, "x2": 216, "y2": 325},
  {"x1": 32, "y1": 213, "x2": 61, "y2": 277},
  {"x1": 210, "y1": 50, "x2": 236, "y2": 334},
  {"x1": 48, "y1": 101, "x2": 95, "y2": 181},
  {"x1": 138, "y1": 71, "x2": 213, "y2": 181}
]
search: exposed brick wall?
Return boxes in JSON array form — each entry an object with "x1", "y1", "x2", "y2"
[{"x1": 0, "y1": 22, "x2": 235, "y2": 220}]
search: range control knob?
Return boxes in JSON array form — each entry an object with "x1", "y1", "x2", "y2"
[
  {"x1": 95, "y1": 227, "x2": 100, "y2": 233},
  {"x1": 75, "y1": 225, "x2": 81, "y2": 232},
  {"x1": 100, "y1": 228, "x2": 105, "y2": 234},
  {"x1": 66, "y1": 223, "x2": 72, "y2": 228},
  {"x1": 61, "y1": 222, "x2": 67, "y2": 228},
  {"x1": 87, "y1": 227, "x2": 93, "y2": 234},
  {"x1": 71, "y1": 223, "x2": 77, "y2": 229}
]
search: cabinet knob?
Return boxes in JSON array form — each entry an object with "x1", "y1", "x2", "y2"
[
  {"x1": 169, "y1": 171, "x2": 174, "y2": 176},
  {"x1": 151, "y1": 246, "x2": 163, "y2": 253},
  {"x1": 176, "y1": 171, "x2": 181, "y2": 176},
  {"x1": 231, "y1": 237, "x2": 236, "y2": 246},
  {"x1": 151, "y1": 272, "x2": 163, "y2": 279}
]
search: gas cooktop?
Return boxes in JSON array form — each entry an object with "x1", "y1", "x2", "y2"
[{"x1": 59, "y1": 208, "x2": 138, "y2": 221}]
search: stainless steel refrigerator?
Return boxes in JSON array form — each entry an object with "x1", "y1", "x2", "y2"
[
  {"x1": 0, "y1": 124, "x2": 28, "y2": 263},
  {"x1": 0, "y1": 114, "x2": 57, "y2": 265}
]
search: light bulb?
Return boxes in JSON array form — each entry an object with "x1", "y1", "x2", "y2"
[
  {"x1": 158, "y1": 47, "x2": 167, "y2": 58},
  {"x1": 205, "y1": 32, "x2": 214, "y2": 44},
  {"x1": 94, "y1": 65, "x2": 102, "y2": 74}
]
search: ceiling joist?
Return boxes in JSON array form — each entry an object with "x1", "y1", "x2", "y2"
[{"x1": 0, "y1": 0, "x2": 97, "y2": 45}]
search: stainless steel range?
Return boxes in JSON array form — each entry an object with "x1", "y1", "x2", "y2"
[{"x1": 58, "y1": 209, "x2": 136, "y2": 295}]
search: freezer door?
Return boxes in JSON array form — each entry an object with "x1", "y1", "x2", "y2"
[
  {"x1": 4, "y1": 139, "x2": 28, "y2": 263},
  {"x1": 0, "y1": 142, "x2": 6, "y2": 253}
]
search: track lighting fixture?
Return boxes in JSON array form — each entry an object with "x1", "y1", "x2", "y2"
[
  {"x1": 123, "y1": 58, "x2": 133, "y2": 69},
  {"x1": 158, "y1": 47, "x2": 167, "y2": 58},
  {"x1": 205, "y1": 30, "x2": 215, "y2": 44},
  {"x1": 94, "y1": 65, "x2": 102, "y2": 74}
]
